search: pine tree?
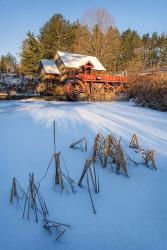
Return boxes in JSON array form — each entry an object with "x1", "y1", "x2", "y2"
[
  {"x1": 149, "y1": 32, "x2": 160, "y2": 68},
  {"x1": 0, "y1": 53, "x2": 17, "y2": 74},
  {"x1": 119, "y1": 29, "x2": 141, "y2": 72},
  {"x1": 159, "y1": 33, "x2": 167, "y2": 65},
  {"x1": 39, "y1": 14, "x2": 74, "y2": 58},
  {"x1": 102, "y1": 27, "x2": 121, "y2": 72},
  {"x1": 73, "y1": 23, "x2": 91, "y2": 55},
  {"x1": 20, "y1": 32, "x2": 41, "y2": 76},
  {"x1": 142, "y1": 33, "x2": 151, "y2": 67}
]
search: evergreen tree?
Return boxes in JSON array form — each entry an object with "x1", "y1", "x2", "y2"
[
  {"x1": 149, "y1": 32, "x2": 160, "y2": 67},
  {"x1": 39, "y1": 14, "x2": 74, "y2": 58},
  {"x1": 20, "y1": 31, "x2": 41, "y2": 76},
  {"x1": 103, "y1": 27, "x2": 121, "y2": 72},
  {"x1": 0, "y1": 53, "x2": 17, "y2": 73},
  {"x1": 0, "y1": 55, "x2": 7, "y2": 73},
  {"x1": 159, "y1": 33, "x2": 167, "y2": 65},
  {"x1": 73, "y1": 23, "x2": 91, "y2": 55},
  {"x1": 142, "y1": 33, "x2": 151, "y2": 67},
  {"x1": 119, "y1": 29, "x2": 142, "y2": 72}
]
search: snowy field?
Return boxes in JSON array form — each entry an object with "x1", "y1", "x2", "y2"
[{"x1": 0, "y1": 100, "x2": 167, "y2": 250}]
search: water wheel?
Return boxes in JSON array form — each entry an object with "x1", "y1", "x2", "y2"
[{"x1": 65, "y1": 79, "x2": 85, "y2": 101}]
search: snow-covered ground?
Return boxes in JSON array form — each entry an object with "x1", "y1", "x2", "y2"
[{"x1": 0, "y1": 100, "x2": 167, "y2": 250}]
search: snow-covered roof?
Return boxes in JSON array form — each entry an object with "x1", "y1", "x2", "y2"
[
  {"x1": 40, "y1": 59, "x2": 60, "y2": 74},
  {"x1": 57, "y1": 51, "x2": 106, "y2": 71}
]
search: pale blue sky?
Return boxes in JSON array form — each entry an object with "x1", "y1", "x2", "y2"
[{"x1": 0, "y1": 0, "x2": 166, "y2": 58}]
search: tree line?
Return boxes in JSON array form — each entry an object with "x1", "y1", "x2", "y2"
[
  {"x1": 0, "y1": 53, "x2": 18, "y2": 74},
  {"x1": 1, "y1": 9, "x2": 167, "y2": 76}
]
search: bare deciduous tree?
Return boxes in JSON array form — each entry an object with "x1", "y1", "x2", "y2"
[
  {"x1": 82, "y1": 8, "x2": 115, "y2": 33},
  {"x1": 74, "y1": 8, "x2": 119, "y2": 72}
]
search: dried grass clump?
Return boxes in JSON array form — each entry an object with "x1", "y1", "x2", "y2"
[
  {"x1": 126, "y1": 77, "x2": 167, "y2": 111},
  {"x1": 43, "y1": 218, "x2": 70, "y2": 241},
  {"x1": 78, "y1": 157, "x2": 100, "y2": 214},
  {"x1": 91, "y1": 133, "x2": 128, "y2": 177},
  {"x1": 10, "y1": 174, "x2": 71, "y2": 241},
  {"x1": 129, "y1": 133, "x2": 157, "y2": 170}
]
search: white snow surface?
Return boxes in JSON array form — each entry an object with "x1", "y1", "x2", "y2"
[
  {"x1": 57, "y1": 51, "x2": 106, "y2": 71},
  {"x1": 0, "y1": 100, "x2": 167, "y2": 250},
  {"x1": 41, "y1": 59, "x2": 60, "y2": 74}
]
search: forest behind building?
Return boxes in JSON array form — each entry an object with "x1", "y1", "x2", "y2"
[{"x1": 0, "y1": 9, "x2": 166, "y2": 76}]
